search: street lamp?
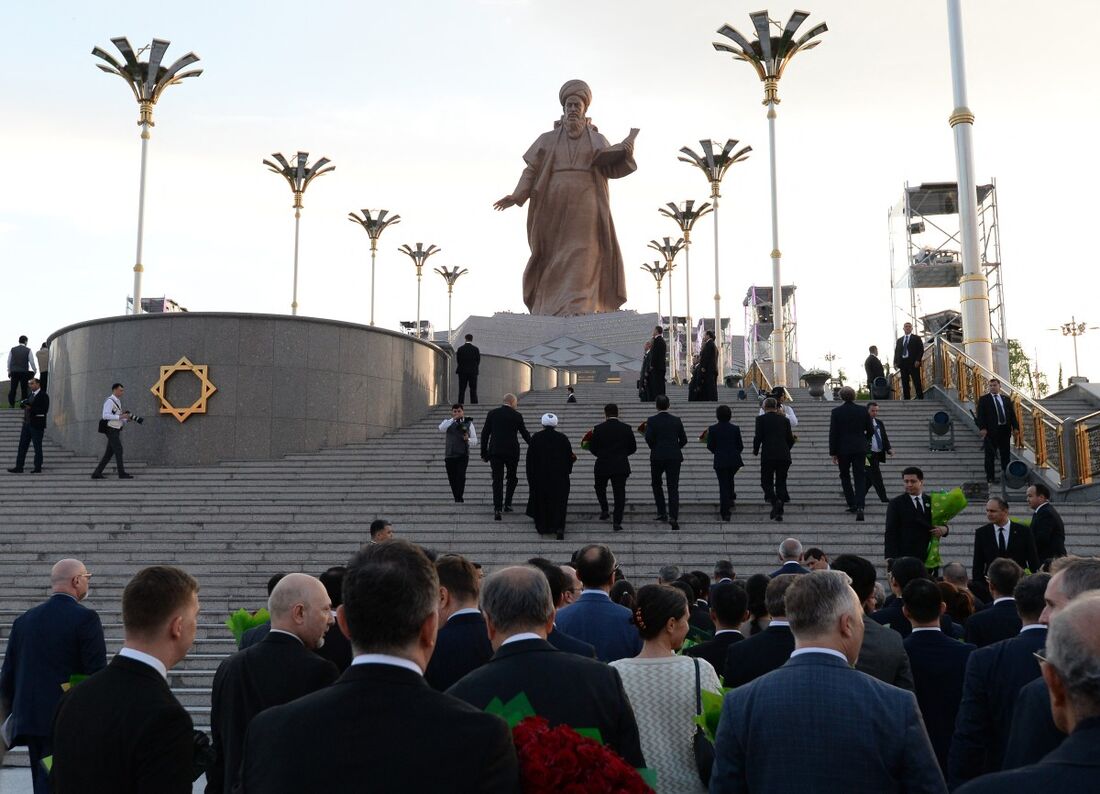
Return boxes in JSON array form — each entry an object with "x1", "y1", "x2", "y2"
[
  {"x1": 640, "y1": 260, "x2": 670, "y2": 319},
  {"x1": 659, "y1": 201, "x2": 713, "y2": 381},
  {"x1": 1050, "y1": 317, "x2": 1099, "y2": 378},
  {"x1": 648, "y1": 237, "x2": 685, "y2": 381},
  {"x1": 678, "y1": 140, "x2": 752, "y2": 379},
  {"x1": 434, "y1": 266, "x2": 469, "y2": 346},
  {"x1": 398, "y1": 243, "x2": 441, "y2": 340},
  {"x1": 263, "y1": 152, "x2": 334, "y2": 316},
  {"x1": 714, "y1": 10, "x2": 826, "y2": 386},
  {"x1": 348, "y1": 209, "x2": 401, "y2": 326},
  {"x1": 92, "y1": 37, "x2": 202, "y2": 314}
]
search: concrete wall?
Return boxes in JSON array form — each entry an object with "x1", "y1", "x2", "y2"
[
  {"x1": 531, "y1": 365, "x2": 559, "y2": 392},
  {"x1": 474, "y1": 354, "x2": 533, "y2": 406},
  {"x1": 46, "y1": 313, "x2": 449, "y2": 465}
]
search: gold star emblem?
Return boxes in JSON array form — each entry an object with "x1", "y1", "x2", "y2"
[{"x1": 150, "y1": 357, "x2": 217, "y2": 423}]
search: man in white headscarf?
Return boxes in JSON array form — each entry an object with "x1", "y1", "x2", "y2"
[
  {"x1": 494, "y1": 79, "x2": 639, "y2": 316},
  {"x1": 525, "y1": 413, "x2": 575, "y2": 540}
]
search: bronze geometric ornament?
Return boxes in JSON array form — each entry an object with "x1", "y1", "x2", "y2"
[{"x1": 149, "y1": 356, "x2": 217, "y2": 423}]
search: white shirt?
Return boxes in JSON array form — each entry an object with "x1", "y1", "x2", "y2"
[
  {"x1": 714, "y1": 629, "x2": 743, "y2": 637},
  {"x1": 6, "y1": 345, "x2": 34, "y2": 374},
  {"x1": 790, "y1": 647, "x2": 848, "y2": 663},
  {"x1": 351, "y1": 653, "x2": 423, "y2": 675},
  {"x1": 118, "y1": 647, "x2": 168, "y2": 680},
  {"x1": 994, "y1": 523, "x2": 1011, "y2": 547},
  {"x1": 993, "y1": 596, "x2": 1015, "y2": 606},
  {"x1": 757, "y1": 404, "x2": 798, "y2": 427},
  {"x1": 501, "y1": 632, "x2": 543, "y2": 646},
  {"x1": 1021, "y1": 624, "x2": 1046, "y2": 633},
  {"x1": 768, "y1": 620, "x2": 790, "y2": 628},
  {"x1": 268, "y1": 628, "x2": 304, "y2": 644},
  {"x1": 1033, "y1": 502, "x2": 1049, "y2": 515},
  {"x1": 580, "y1": 588, "x2": 610, "y2": 599},
  {"x1": 438, "y1": 417, "x2": 477, "y2": 443},
  {"x1": 870, "y1": 419, "x2": 884, "y2": 453},
  {"x1": 910, "y1": 627, "x2": 942, "y2": 634},
  {"x1": 448, "y1": 608, "x2": 481, "y2": 621},
  {"x1": 101, "y1": 395, "x2": 127, "y2": 429}
]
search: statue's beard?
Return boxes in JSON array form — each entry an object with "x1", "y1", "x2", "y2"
[{"x1": 564, "y1": 116, "x2": 584, "y2": 138}]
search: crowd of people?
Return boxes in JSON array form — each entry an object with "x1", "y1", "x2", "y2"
[{"x1": 2, "y1": 529, "x2": 1096, "y2": 793}]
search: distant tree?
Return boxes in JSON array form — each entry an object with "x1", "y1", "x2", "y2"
[
  {"x1": 1058, "y1": 364, "x2": 1064, "y2": 391},
  {"x1": 1008, "y1": 340, "x2": 1049, "y2": 398}
]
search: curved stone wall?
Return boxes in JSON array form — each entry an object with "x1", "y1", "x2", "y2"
[
  {"x1": 531, "y1": 365, "x2": 559, "y2": 392},
  {"x1": 473, "y1": 354, "x2": 533, "y2": 407},
  {"x1": 46, "y1": 313, "x2": 450, "y2": 466}
]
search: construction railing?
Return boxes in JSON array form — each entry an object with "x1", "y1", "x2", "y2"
[
  {"x1": 745, "y1": 361, "x2": 773, "y2": 396},
  {"x1": 1074, "y1": 409, "x2": 1100, "y2": 485}
]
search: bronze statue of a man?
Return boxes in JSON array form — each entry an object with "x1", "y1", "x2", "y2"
[{"x1": 495, "y1": 79, "x2": 638, "y2": 317}]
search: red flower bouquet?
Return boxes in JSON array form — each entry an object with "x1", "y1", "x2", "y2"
[
  {"x1": 580, "y1": 429, "x2": 594, "y2": 450},
  {"x1": 698, "y1": 428, "x2": 709, "y2": 443},
  {"x1": 512, "y1": 716, "x2": 652, "y2": 793},
  {"x1": 636, "y1": 421, "x2": 647, "y2": 435}
]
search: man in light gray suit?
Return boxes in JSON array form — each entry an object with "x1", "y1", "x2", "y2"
[
  {"x1": 709, "y1": 570, "x2": 945, "y2": 793},
  {"x1": 831, "y1": 554, "x2": 914, "y2": 690}
]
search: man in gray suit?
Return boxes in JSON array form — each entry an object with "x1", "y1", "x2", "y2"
[
  {"x1": 831, "y1": 554, "x2": 913, "y2": 690},
  {"x1": 710, "y1": 570, "x2": 946, "y2": 793}
]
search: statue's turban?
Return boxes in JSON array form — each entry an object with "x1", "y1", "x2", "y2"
[{"x1": 559, "y1": 79, "x2": 592, "y2": 109}]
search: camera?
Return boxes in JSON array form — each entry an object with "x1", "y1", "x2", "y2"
[
  {"x1": 18, "y1": 398, "x2": 30, "y2": 408},
  {"x1": 129, "y1": 415, "x2": 145, "y2": 425}
]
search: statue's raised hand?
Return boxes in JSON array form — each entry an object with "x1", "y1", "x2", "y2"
[
  {"x1": 621, "y1": 128, "x2": 640, "y2": 155},
  {"x1": 494, "y1": 195, "x2": 518, "y2": 211}
]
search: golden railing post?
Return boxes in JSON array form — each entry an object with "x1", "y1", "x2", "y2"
[
  {"x1": 1077, "y1": 424, "x2": 1093, "y2": 485},
  {"x1": 1034, "y1": 410, "x2": 1047, "y2": 468},
  {"x1": 1010, "y1": 395, "x2": 1023, "y2": 448},
  {"x1": 1055, "y1": 424, "x2": 1066, "y2": 479}
]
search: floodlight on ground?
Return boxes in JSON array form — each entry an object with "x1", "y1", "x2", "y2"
[{"x1": 929, "y1": 410, "x2": 955, "y2": 451}]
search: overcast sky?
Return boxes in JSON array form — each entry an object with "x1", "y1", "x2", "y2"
[{"x1": 3, "y1": 0, "x2": 1098, "y2": 387}]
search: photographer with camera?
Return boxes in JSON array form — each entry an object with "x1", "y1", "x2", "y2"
[
  {"x1": 91, "y1": 383, "x2": 139, "y2": 480},
  {"x1": 7, "y1": 377, "x2": 48, "y2": 474}
]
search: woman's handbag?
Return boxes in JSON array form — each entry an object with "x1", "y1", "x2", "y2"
[{"x1": 692, "y1": 658, "x2": 715, "y2": 786}]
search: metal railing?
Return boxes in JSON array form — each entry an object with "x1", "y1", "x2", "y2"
[
  {"x1": 745, "y1": 361, "x2": 773, "y2": 396},
  {"x1": 1074, "y1": 409, "x2": 1100, "y2": 485},
  {"x1": 936, "y1": 338, "x2": 1067, "y2": 479}
]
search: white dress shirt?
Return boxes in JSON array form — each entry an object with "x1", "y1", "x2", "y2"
[
  {"x1": 118, "y1": 647, "x2": 168, "y2": 680},
  {"x1": 501, "y1": 632, "x2": 543, "y2": 646},
  {"x1": 758, "y1": 404, "x2": 798, "y2": 427},
  {"x1": 870, "y1": 419, "x2": 884, "y2": 453},
  {"x1": 351, "y1": 653, "x2": 423, "y2": 675},
  {"x1": 438, "y1": 417, "x2": 477, "y2": 443},
  {"x1": 448, "y1": 607, "x2": 481, "y2": 621},
  {"x1": 790, "y1": 647, "x2": 848, "y2": 663},
  {"x1": 994, "y1": 522, "x2": 1011, "y2": 550},
  {"x1": 101, "y1": 395, "x2": 127, "y2": 429}
]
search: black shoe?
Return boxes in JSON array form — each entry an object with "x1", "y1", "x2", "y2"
[
  {"x1": 503, "y1": 505, "x2": 513, "y2": 513},
  {"x1": 7, "y1": 468, "x2": 23, "y2": 473},
  {"x1": 845, "y1": 506, "x2": 857, "y2": 513},
  {"x1": 856, "y1": 510, "x2": 865, "y2": 522},
  {"x1": 655, "y1": 514, "x2": 668, "y2": 522},
  {"x1": 599, "y1": 511, "x2": 610, "y2": 521},
  {"x1": 613, "y1": 523, "x2": 624, "y2": 532},
  {"x1": 769, "y1": 504, "x2": 777, "y2": 520},
  {"x1": 494, "y1": 511, "x2": 502, "y2": 521},
  {"x1": 119, "y1": 473, "x2": 134, "y2": 480},
  {"x1": 555, "y1": 530, "x2": 564, "y2": 541},
  {"x1": 774, "y1": 514, "x2": 783, "y2": 522},
  {"x1": 31, "y1": 468, "x2": 42, "y2": 473},
  {"x1": 670, "y1": 521, "x2": 679, "y2": 531},
  {"x1": 91, "y1": 473, "x2": 104, "y2": 479},
  {"x1": 879, "y1": 497, "x2": 889, "y2": 503},
  {"x1": 455, "y1": 497, "x2": 464, "y2": 503},
  {"x1": 721, "y1": 513, "x2": 731, "y2": 521}
]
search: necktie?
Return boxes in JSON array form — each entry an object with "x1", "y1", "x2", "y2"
[
  {"x1": 903, "y1": 336, "x2": 910, "y2": 357},
  {"x1": 995, "y1": 395, "x2": 1006, "y2": 425},
  {"x1": 913, "y1": 496, "x2": 922, "y2": 513},
  {"x1": 874, "y1": 424, "x2": 882, "y2": 451},
  {"x1": 998, "y1": 527, "x2": 1007, "y2": 554}
]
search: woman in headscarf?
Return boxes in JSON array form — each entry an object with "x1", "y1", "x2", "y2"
[{"x1": 525, "y1": 413, "x2": 574, "y2": 540}]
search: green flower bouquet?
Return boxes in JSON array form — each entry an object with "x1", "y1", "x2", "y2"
[{"x1": 925, "y1": 488, "x2": 969, "y2": 570}]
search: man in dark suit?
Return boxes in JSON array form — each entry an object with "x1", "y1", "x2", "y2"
[
  {"x1": 647, "y1": 326, "x2": 666, "y2": 399},
  {"x1": 723, "y1": 575, "x2": 798, "y2": 687},
  {"x1": 864, "y1": 345, "x2": 885, "y2": 390},
  {"x1": 555, "y1": 544, "x2": 641, "y2": 662},
  {"x1": 711, "y1": 571, "x2": 945, "y2": 793},
  {"x1": 754, "y1": 396, "x2": 795, "y2": 521},
  {"x1": 865, "y1": 401, "x2": 893, "y2": 503},
  {"x1": 832, "y1": 554, "x2": 914, "y2": 689},
  {"x1": 644, "y1": 394, "x2": 687, "y2": 531},
  {"x1": 0, "y1": 559, "x2": 105, "y2": 793},
  {"x1": 448, "y1": 566, "x2": 645, "y2": 768},
  {"x1": 1001, "y1": 558, "x2": 1100, "y2": 770},
  {"x1": 238, "y1": 541, "x2": 519, "y2": 792},
  {"x1": 587, "y1": 402, "x2": 635, "y2": 532},
  {"x1": 699, "y1": 329, "x2": 719, "y2": 401},
  {"x1": 425, "y1": 555, "x2": 493, "y2": 691},
  {"x1": 956, "y1": 594, "x2": 1100, "y2": 794},
  {"x1": 972, "y1": 497, "x2": 1039, "y2": 580},
  {"x1": 526, "y1": 558, "x2": 597, "y2": 658},
  {"x1": 52, "y1": 565, "x2": 202, "y2": 793},
  {"x1": 885, "y1": 466, "x2": 949, "y2": 574},
  {"x1": 948, "y1": 572, "x2": 1050, "y2": 786},
  {"x1": 685, "y1": 581, "x2": 747, "y2": 672},
  {"x1": 872, "y1": 557, "x2": 959, "y2": 639},
  {"x1": 315, "y1": 566, "x2": 352, "y2": 672},
  {"x1": 893, "y1": 321, "x2": 925, "y2": 400},
  {"x1": 975, "y1": 377, "x2": 1019, "y2": 483},
  {"x1": 637, "y1": 341, "x2": 651, "y2": 402},
  {"x1": 965, "y1": 557, "x2": 1024, "y2": 647},
  {"x1": 455, "y1": 333, "x2": 480, "y2": 404},
  {"x1": 238, "y1": 573, "x2": 287, "y2": 650},
  {"x1": 8, "y1": 377, "x2": 48, "y2": 473},
  {"x1": 480, "y1": 393, "x2": 531, "y2": 521},
  {"x1": 902, "y1": 579, "x2": 977, "y2": 774},
  {"x1": 706, "y1": 404, "x2": 744, "y2": 520},
  {"x1": 829, "y1": 386, "x2": 873, "y2": 521},
  {"x1": 1027, "y1": 482, "x2": 1067, "y2": 566},
  {"x1": 207, "y1": 574, "x2": 339, "y2": 794},
  {"x1": 769, "y1": 537, "x2": 810, "y2": 577}
]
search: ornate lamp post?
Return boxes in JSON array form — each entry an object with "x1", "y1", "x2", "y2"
[
  {"x1": 640, "y1": 260, "x2": 670, "y2": 319},
  {"x1": 1051, "y1": 317, "x2": 1099, "y2": 378},
  {"x1": 263, "y1": 152, "x2": 334, "y2": 316},
  {"x1": 398, "y1": 243, "x2": 441, "y2": 339},
  {"x1": 659, "y1": 201, "x2": 712, "y2": 380},
  {"x1": 678, "y1": 140, "x2": 752, "y2": 378},
  {"x1": 434, "y1": 266, "x2": 469, "y2": 346},
  {"x1": 92, "y1": 37, "x2": 201, "y2": 314},
  {"x1": 348, "y1": 209, "x2": 401, "y2": 326},
  {"x1": 714, "y1": 10, "x2": 826, "y2": 385},
  {"x1": 648, "y1": 237, "x2": 685, "y2": 381}
]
